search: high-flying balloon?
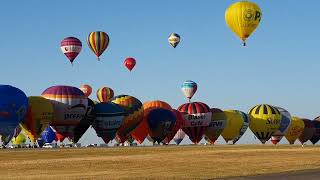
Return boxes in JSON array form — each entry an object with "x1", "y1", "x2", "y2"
[
  {"x1": 92, "y1": 102, "x2": 126, "y2": 144},
  {"x1": 270, "y1": 107, "x2": 292, "y2": 145},
  {"x1": 163, "y1": 109, "x2": 185, "y2": 144},
  {"x1": 204, "y1": 108, "x2": 227, "y2": 144},
  {"x1": 87, "y1": 31, "x2": 110, "y2": 60},
  {"x1": 248, "y1": 104, "x2": 281, "y2": 144},
  {"x1": 96, "y1": 87, "x2": 114, "y2": 103},
  {"x1": 131, "y1": 100, "x2": 172, "y2": 144},
  {"x1": 19, "y1": 96, "x2": 54, "y2": 143},
  {"x1": 285, "y1": 116, "x2": 304, "y2": 144},
  {"x1": 111, "y1": 95, "x2": 144, "y2": 143},
  {"x1": 181, "y1": 80, "x2": 197, "y2": 101},
  {"x1": 232, "y1": 111, "x2": 250, "y2": 144},
  {"x1": 173, "y1": 129, "x2": 185, "y2": 145},
  {"x1": 310, "y1": 117, "x2": 320, "y2": 144},
  {"x1": 221, "y1": 110, "x2": 245, "y2": 143},
  {"x1": 41, "y1": 86, "x2": 88, "y2": 141},
  {"x1": 298, "y1": 118, "x2": 315, "y2": 144},
  {"x1": 178, "y1": 102, "x2": 211, "y2": 144},
  {"x1": 11, "y1": 133, "x2": 27, "y2": 145},
  {"x1": 168, "y1": 33, "x2": 181, "y2": 48},
  {"x1": 60, "y1": 37, "x2": 82, "y2": 64},
  {"x1": 147, "y1": 108, "x2": 176, "y2": 143},
  {"x1": 0, "y1": 85, "x2": 28, "y2": 146},
  {"x1": 73, "y1": 98, "x2": 96, "y2": 143},
  {"x1": 124, "y1": 57, "x2": 136, "y2": 71},
  {"x1": 79, "y1": 84, "x2": 92, "y2": 97},
  {"x1": 225, "y1": 1, "x2": 262, "y2": 46}
]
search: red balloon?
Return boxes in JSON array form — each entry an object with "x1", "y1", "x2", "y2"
[
  {"x1": 124, "y1": 57, "x2": 136, "y2": 71},
  {"x1": 79, "y1": 84, "x2": 92, "y2": 97}
]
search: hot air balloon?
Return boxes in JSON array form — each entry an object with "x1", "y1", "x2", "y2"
[
  {"x1": 55, "y1": 131, "x2": 67, "y2": 142},
  {"x1": 96, "y1": 87, "x2": 114, "y2": 103},
  {"x1": 41, "y1": 86, "x2": 88, "y2": 141},
  {"x1": 298, "y1": 118, "x2": 316, "y2": 145},
  {"x1": 221, "y1": 110, "x2": 245, "y2": 143},
  {"x1": 87, "y1": 31, "x2": 110, "y2": 60},
  {"x1": 204, "y1": 108, "x2": 227, "y2": 144},
  {"x1": 0, "y1": 85, "x2": 28, "y2": 146},
  {"x1": 73, "y1": 98, "x2": 96, "y2": 143},
  {"x1": 92, "y1": 102, "x2": 126, "y2": 144},
  {"x1": 11, "y1": 133, "x2": 27, "y2": 145},
  {"x1": 147, "y1": 108, "x2": 176, "y2": 143},
  {"x1": 248, "y1": 104, "x2": 281, "y2": 144},
  {"x1": 225, "y1": 1, "x2": 262, "y2": 46},
  {"x1": 181, "y1": 80, "x2": 197, "y2": 102},
  {"x1": 163, "y1": 109, "x2": 185, "y2": 144},
  {"x1": 270, "y1": 107, "x2": 292, "y2": 145},
  {"x1": 232, "y1": 111, "x2": 250, "y2": 144},
  {"x1": 310, "y1": 117, "x2": 320, "y2": 144},
  {"x1": 124, "y1": 57, "x2": 136, "y2": 71},
  {"x1": 111, "y1": 95, "x2": 143, "y2": 143},
  {"x1": 79, "y1": 84, "x2": 92, "y2": 97},
  {"x1": 285, "y1": 116, "x2": 304, "y2": 145},
  {"x1": 38, "y1": 126, "x2": 56, "y2": 146},
  {"x1": 131, "y1": 100, "x2": 172, "y2": 144},
  {"x1": 60, "y1": 37, "x2": 82, "y2": 65},
  {"x1": 177, "y1": 102, "x2": 211, "y2": 144},
  {"x1": 19, "y1": 96, "x2": 54, "y2": 144},
  {"x1": 173, "y1": 129, "x2": 185, "y2": 145},
  {"x1": 168, "y1": 33, "x2": 180, "y2": 48}
]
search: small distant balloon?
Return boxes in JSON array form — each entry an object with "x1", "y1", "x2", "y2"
[
  {"x1": 124, "y1": 57, "x2": 136, "y2": 71},
  {"x1": 60, "y1": 37, "x2": 82, "y2": 64},
  {"x1": 168, "y1": 33, "x2": 180, "y2": 48},
  {"x1": 96, "y1": 87, "x2": 114, "y2": 103},
  {"x1": 181, "y1": 80, "x2": 197, "y2": 101},
  {"x1": 80, "y1": 84, "x2": 92, "y2": 97}
]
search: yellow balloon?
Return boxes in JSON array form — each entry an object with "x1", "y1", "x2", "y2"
[
  {"x1": 20, "y1": 96, "x2": 54, "y2": 143},
  {"x1": 248, "y1": 104, "x2": 281, "y2": 144},
  {"x1": 221, "y1": 110, "x2": 244, "y2": 143},
  {"x1": 225, "y1": 1, "x2": 262, "y2": 46},
  {"x1": 285, "y1": 116, "x2": 305, "y2": 144},
  {"x1": 11, "y1": 133, "x2": 27, "y2": 145}
]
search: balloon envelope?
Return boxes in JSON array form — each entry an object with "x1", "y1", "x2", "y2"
[
  {"x1": 124, "y1": 57, "x2": 136, "y2": 71},
  {"x1": 11, "y1": 133, "x2": 27, "y2": 145},
  {"x1": 285, "y1": 116, "x2": 304, "y2": 144},
  {"x1": 164, "y1": 109, "x2": 185, "y2": 144},
  {"x1": 87, "y1": 31, "x2": 109, "y2": 59},
  {"x1": 181, "y1": 80, "x2": 197, "y2": 100},
  {"x1": 96, "y1": 87, "x2": 114, "y2": 103},
  {"x1": 271, "y1": 107, "x2": 292, "y2": 145},
  {"x1": 298, "y1": 119, "x2": 315, "y2": 144},
  {"x1": 310, "y1": 117, "x2": 320, "y2": 144},
  {"x1": 232, "y1": 111, "x2": 250, "y2": 144},
  {"x1": 173, "y1": 129, "x2": 185, "y2": 145},
  {"x1": 40, "y1": 126, "x2": 56, "y2": 144},
  {"x1": 204, "y1": 108, "x2": 227, "y2": 144},
  {"x1": 222, "y1": 110, "x2": 245, "y2": 143},
  {"x1": 79, "y1": 84, "x2": 92, "y2": 97},
  {"x1": 168, "y1": 33, "x2": 180, "y2": 48}
]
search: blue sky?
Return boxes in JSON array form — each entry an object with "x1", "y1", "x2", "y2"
[{"x1": 1, "y1": 1, "x2": 320, "y2": 145}]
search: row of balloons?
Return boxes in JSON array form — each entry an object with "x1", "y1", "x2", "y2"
[
  {"x1": 60, "y1": 1, "x2": 262, "y2": 66},
  {"x1": 2, "y1": 83, "x2": 320, "y2": 148}
]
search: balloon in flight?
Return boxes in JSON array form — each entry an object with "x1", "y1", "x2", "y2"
[
  {"x1": 79, "y1": 84, "x2": 92, "y2": 97},
  {"x1": 124, "y1": 57, "x2": 136, "y2": 71},
  {"x1": 96, "y1": 87, "x2": 114, "y2": 103},
  {"x1": 60, "y1": 37, "x2": 82, "y2": 64},
  {"x1": 168, "y1": 33, "x2": 181, "y2": 48},
  {"x1": 181, "y1": 80, "x2": 197, "y2": 101},
  {"x1": 87, "y1": 31, "x2": 110, "y2": 60}
]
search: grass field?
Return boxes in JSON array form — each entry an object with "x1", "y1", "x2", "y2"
[{"x1": 0, "y1": 145, "x2": 320, "y2": 179}]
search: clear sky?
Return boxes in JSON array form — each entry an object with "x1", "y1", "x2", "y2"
[{"x1": 1, "y1": 1, "x2": 320, "y2": 145}]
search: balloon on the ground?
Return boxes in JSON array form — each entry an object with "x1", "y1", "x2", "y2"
[
  {"x1": 39, "y1": 126, "x2": 56, "y2": 144},
  {"x1": 41, "y1": 85, "x2": 88, "y2": 141},
  {"x1": 298, "y1": 118, "x2": 315, "y2": 144},
  {"x1": 232, "y1": 111, "x2": 250, "y2": 144},
  {"x1": 124, "y1": 57, "x2": 136, "y2": 71},
  {"x1": 164, "y1": 109, "x2": 185, "y2": 144},
  {"x1": 11, "y1": 133, "x2": 27, "y2": 145},
  {"x1": 96, "y1": 87, "x2": 114, "y2": 103},
  {"x1": 181, "y1": 80, "x2": 197, "y2": 101},
  {"x1": 55, "y1": 131, "x2": 67, "y2": 142},
  {"x1": 225, "y1": 1, "x2": 262, "y2": 46},
  {"x1": 168, "y1": 33, "x2": 181, "y2": 48},
  {"x1": 221, "y1": 110, "x2": 245, "y2": 143},
  {"x1": 248, "y1": 104, "x2": 281, "y2": 144},
  {"x1": 204, "y1": 108, "x2": 227, "y2": 144},
  {"x1": 310, "y1": 117, "x2": 320, "y2": 144},
  {"x1": 178, "y1": 102, "x2": 211, "y2": 144},
  {"x1": 60, "y1": 37, "x2": 82, "y2": 64},
  {"x1": 173, "y1": 129, "x2": 185, "y2": 145},
  {"x1": 79, "y1": 84, "x2": 92, "y2": 97},
  {"x1": 147, "y1": 108, "x2": 176, "y2": 143},
  {"x1": 0, "y1": 85, "x2": 28, "y2": 146},
  {"x1": 285, "y1": 116, "x2": 304, "y2": 144},
  {"x1": 20, "y1": 96, "x2": 54, "y2": 143},
  {"x1": 131, "y1": 100, "x2": 172, "y2": 144},
  {"x1": 111, "y1": 95, "x2": 143, "y2": 143},
  {"x1": 92, "y1": 102, "x2": 126, "y2": 144},
  {"x1": 87, "y1": 31, "x2": 110, "y2": 60},
  {"x1": 271, "y1": 107, "x2": 292, "y2": 145}
]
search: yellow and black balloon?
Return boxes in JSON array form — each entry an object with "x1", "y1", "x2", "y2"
[{"x1": 248, "y1": 104, "x2": 281, "y2": 144}]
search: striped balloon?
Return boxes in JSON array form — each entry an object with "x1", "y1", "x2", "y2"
[
  {"x1": 181, "y1": 80, "x2": 197, "y2": 101},
  {"x1": 96, "y1": 87, "x2": 114, "y2": 103},
  {"x1": 87, "y1": 31, "x2": 110, "y2": 60},
  {"x1": 60, "y1": 37, "x2": 82, "y2": 64},
  {"x1": 177, "y1": 102, "x2": 212, "y2": 144}
]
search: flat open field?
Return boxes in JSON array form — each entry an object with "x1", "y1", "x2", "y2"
[{"x1": 1, "y1": 145, "x2": 320, "y2": 179}]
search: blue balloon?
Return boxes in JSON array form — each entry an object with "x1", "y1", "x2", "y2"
[
  {"x1": 147, "y1": 108, "x2": 176, "y2": 143},
  {"x1": 39, "y1": 126, "x2": 56, "y2": 145},
  {"x1": 0, "y1": 85, "x2": 28, "y2": 145}
]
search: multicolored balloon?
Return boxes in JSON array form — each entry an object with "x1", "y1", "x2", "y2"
[
  {"x1": 178, "y1": 102, "x2": 211, "y2": 144},
  {"x1": 79, "y1": 84, "x2": 92, "y2": 97},
  {"x1": 173, "y1": 129, "x2": 185, "y2": 145},
  {"x1": 204, "y1": 108, "x2": 227, "y2": 144},
  {"x1": 87, "y1": 31, "x2": 110, "y2": 60},
  {"x1": 271, "y1": 107, "x2": 292, "y2": 145},
  {"x1": 124, "y1": 57, "x2": 136, "y2": 71},
  {"x1": 11, "y1": 133, "x2": 27, "y2": 145},
  {"x1": 298, "y1": 118, "x2": 315, "y2": 144},
  {"x1": 181, "y1": 80, "x2": 197, "y2": 101},
  {"x1": 232, "y1": 111, "x2": 250, "y2": 144},
  {"x1": 96, "y1": 87, "x2": 114, "y2": 103},
  {"x1": 168, "y1": 33, "x2": 181, "y2": 48},
  {"x1": 60, "y1": 37, "x2": 82, "y2": 64},
  {"x1": 163, "y1": 109, "x2": 185, "y2": 144},
  {"x1": 285, "y1": 116, "x2": 304, "y2": 144}
]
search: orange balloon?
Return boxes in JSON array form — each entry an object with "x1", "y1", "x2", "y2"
[{"x1": 79, "y1": 84, "x2": 92, "y2": 97}]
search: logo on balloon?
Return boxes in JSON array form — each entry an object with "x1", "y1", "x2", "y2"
[{"x1": 243, "y1": 9, "x2": 254, "y2": 21}]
